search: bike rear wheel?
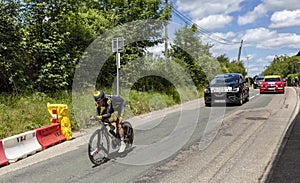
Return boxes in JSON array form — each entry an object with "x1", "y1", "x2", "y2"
[
  {"x1": 88, "y1": 129, "x2": 110, "y2": 165},
  {"x1": 122, "y1": 121, "x2": 134, "y2": 148}
]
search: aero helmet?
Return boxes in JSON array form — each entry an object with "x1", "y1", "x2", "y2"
[{"x1": 93, "y1": 90, "x2": 105, "y2": 101}]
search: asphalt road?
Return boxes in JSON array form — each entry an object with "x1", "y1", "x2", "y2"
[{"x1": 0, "y1": 88, "x2": 298, "y2": 183}]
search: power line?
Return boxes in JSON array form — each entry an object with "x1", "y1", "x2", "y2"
[{"x1": 172, "y1": 7, "x2": 240, "y2": 45}]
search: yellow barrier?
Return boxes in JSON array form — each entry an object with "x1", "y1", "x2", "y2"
[{"x1": 47, "y1": 103, "x2": 72, "y2": 140}]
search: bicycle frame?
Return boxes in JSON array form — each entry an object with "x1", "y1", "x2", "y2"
[{"x1": 88, "y1": 119, "x2": 134, "y2": 165}]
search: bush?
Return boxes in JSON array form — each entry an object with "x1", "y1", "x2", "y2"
[
  {"x1": 0, "y1": 87, "x2": 201, "y2": 139},
  {"x1": 286, "y1": 74, "x2": 299, "y2": 86},
  {"x1": 0, "y1": 91, "x2": 78, "y2": 139}
]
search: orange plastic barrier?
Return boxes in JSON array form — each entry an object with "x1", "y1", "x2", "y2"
[
  {"x1": 36, "y1": 123, "x2": 66, "y2": 149},
  {"x1": 0, "y1": 140, "x2": 9, "y2": 167}
]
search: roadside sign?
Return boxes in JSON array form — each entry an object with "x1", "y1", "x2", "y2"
[{"x1": 112, "y1": 37, "x2": 124, "y2": 52}]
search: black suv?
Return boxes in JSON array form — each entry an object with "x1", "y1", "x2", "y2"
[
  {"x1": 204, "y1": 73, "x2": 249, "y2": 106},
  {"x1": 253, "y1": 75, "x2": 264, "y2": 89}
]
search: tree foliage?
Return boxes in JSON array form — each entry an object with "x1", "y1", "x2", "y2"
[
  {"x1": 0, "y1": 0, "x2": 246, "y2": 94},
  {"x1": 217, "y1": 54, "x2": 247, "y2": 76},
  {"x1": 0, "y1": 0, "x2": 25, "y2": 92},
  {"x1": 169, "y1": 25, "x2": 213, "y2": 89},
  {"x1": 262, "y1": 54, "x2": 300, "y2": 85},
  {"x1": 169, "y1": 25, "x2": 246, "y2": 90},
  {"x1": 0, "y1": 0, "x2": 166, "y2": 93}
]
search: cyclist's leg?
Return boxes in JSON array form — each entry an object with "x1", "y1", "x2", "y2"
[
  {"x1": 113, "y1": 109, "x2": 126, "y2": 153},
  {"x1": 116, "y1": 117, "x2": 124, "y2": 139},
  {"x1": 117, "y1": 102, "x2": 126, "y2": 138}
]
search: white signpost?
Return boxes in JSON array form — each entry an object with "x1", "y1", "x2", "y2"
[{"x1": 112, "y1": 37, "x2": 124, "y2": 96}]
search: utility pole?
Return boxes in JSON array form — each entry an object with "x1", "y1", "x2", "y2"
[
  {"x1": 164, "y1": 0, "x2": 168, "y2": 59},
  {"x1": 246, "y1": 55, "x2": 249, "y2": 77},
  {"x1": 237, "y1": 40, "x2": 243, "y2": 62}
]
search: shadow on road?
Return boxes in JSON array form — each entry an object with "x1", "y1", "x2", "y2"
[
  {"x1": 265, "y1": 111, "x2": 300, "y2": 182},
  {"x1": 92, "y1": 146, "x2": 136, "y2": 168}
]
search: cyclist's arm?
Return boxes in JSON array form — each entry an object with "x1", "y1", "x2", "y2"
[
  {"x1": 96, "y1": 107, "x2": 101, "y2": 116},
  {"x1": 101, "y1": 100, "x2": 113, "y2": 120}
]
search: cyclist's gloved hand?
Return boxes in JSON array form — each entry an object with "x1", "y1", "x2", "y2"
[
  {"x1": 90, "y1": 115, "x2": 102, "y2": 121},
  {"x1": 90, "y1": 116, "x2": 97, "y2": 121}
]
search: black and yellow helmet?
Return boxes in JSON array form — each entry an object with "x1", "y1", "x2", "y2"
[{"x1": 93, "y1": 90, "x2": 105, "y2": 101}]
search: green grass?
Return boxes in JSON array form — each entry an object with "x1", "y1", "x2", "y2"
[
  {"x1": 0, "y1": 87, "x2": 201, "y2": 139},
  {"x1": 0, "y1": 91, "x2": 76, "y2": 139}
]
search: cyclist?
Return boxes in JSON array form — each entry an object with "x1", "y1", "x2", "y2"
[{"x1": 92, "y1": 90, "x2": 126, "y2": 153}]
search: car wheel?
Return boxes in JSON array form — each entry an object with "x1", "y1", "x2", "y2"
[
  {"x1": 205, "y1": 103, "x2": 211, "y2": 107},
  {"x1": 245, "y1": 94, "x2": 249, "y2": 102},
  {"x1": 238, "y1": 94, "x2": 243, "y2": 106}
]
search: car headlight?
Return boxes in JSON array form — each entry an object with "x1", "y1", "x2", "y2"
[
  {"x1": 232, "y1": 87, "x2": 239, "y2": 92},
  {"x1": 204, "y1": 88, "x2": 210, "y2": 93}
]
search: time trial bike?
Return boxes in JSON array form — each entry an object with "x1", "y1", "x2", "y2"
[{"x1": 88, "y1": 117, "x2": 134, "y2": 165}]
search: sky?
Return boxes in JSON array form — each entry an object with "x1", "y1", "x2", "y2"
[{"x1": 155, "y1": 0, "x2": 300, "y2": 77}]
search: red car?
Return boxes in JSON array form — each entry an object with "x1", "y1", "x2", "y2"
[{"x1": 260, "y1": 75, "x2": 285, "y2": 94}]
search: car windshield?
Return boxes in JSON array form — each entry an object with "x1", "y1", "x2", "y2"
[
  {"x1": 210, "y1": 76, "x2": 239, "y2": 85},
  {"x1": 256, "y1": 77, "x2": 264, "y2": 81},
  {"x1": 264, "y1": 78, "x2": 281, "y2": 82}
]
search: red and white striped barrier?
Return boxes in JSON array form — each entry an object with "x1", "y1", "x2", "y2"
[{"x1": 52, "y1": 109, "x2": 58, "y2": 123}]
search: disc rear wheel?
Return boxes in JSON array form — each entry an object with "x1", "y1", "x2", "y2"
[{"x1": 122, "y1": 121, "x2": 134, "y2": 148}]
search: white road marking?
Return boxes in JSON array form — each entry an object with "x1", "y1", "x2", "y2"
[{"x1": 249, "y1": 92, "x2": 260, "y2": 100}]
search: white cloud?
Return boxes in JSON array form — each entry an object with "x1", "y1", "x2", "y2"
[
  {"x1": 238, "y1": 0, "x2": 300, "y2": 26},
  {"x1": 242, "y1": 28, "x2": 276, "y2": 44},
  {"x1": 263, "y1": 0, "x2": 300, "y2": 11},
  {"x1": 238, "y1": 4, "x2": 267, "y2": 25},
  {"x1": 194, "y1": 14, "x2": 233, "y2": 31},
  {"x1": 212, "y1": 31, "x2": 238, "y2": 41},
  {"x1": 241, "y1": 28, "x2": 300, "y2": 49},
  {"x1": 176, "y1": 0, "x2": 242, "y2": 18},
  {"x1": 269, "y1": 10, "x2": 300, "y2": 28},
  {"x1": 172, "y1": 0, "x2": 300, "y2": 76},
  {"x1": 256, "y1": 55, "x2": 275, "y2": 64},
  {"x1": 201, "y1": 31, "x2": 239, "y2": 55}
]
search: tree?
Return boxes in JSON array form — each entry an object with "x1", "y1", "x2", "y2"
[
  {"x1": 21, "y1": 0, "x2": 105, "y2": 91},
  {"x1": 216, "y1": 55, "x2": 246, "y2": 76},
  {"x1": 95, "y1": 0, "x2": 169, "y2": 88},
  {"x1": 0, "y1": 0, "x2": 25, "y2": 93},
  {"x1": 169, "y1": 25, "x2": 217, "y2": 89},
  {"x1": 0, "y1": 0, "x2": 169, "y2": 92},
  {"x1": 262, "y1": 55, "x2": 300, "y2": 79}
]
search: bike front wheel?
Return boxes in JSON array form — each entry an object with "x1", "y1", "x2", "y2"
[{"x1": 88, "y1": 129, "x2": 110, "y2": 165}]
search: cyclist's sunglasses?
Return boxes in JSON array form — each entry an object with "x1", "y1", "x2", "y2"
[{"x1": 96, "y1": 99, "x2": 104, "y2": 103}]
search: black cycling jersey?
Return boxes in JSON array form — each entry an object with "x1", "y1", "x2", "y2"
[
  {"x1": 96, "y1": 95, "x2": 126, "y2": 120},
  {"x1": 96, "y1": 96, "x2": 114, "y2": 120}
]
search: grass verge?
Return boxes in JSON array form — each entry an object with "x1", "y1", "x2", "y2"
[{"x1": 0, "y1": 88, "x2": 201, "y2": 139}]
